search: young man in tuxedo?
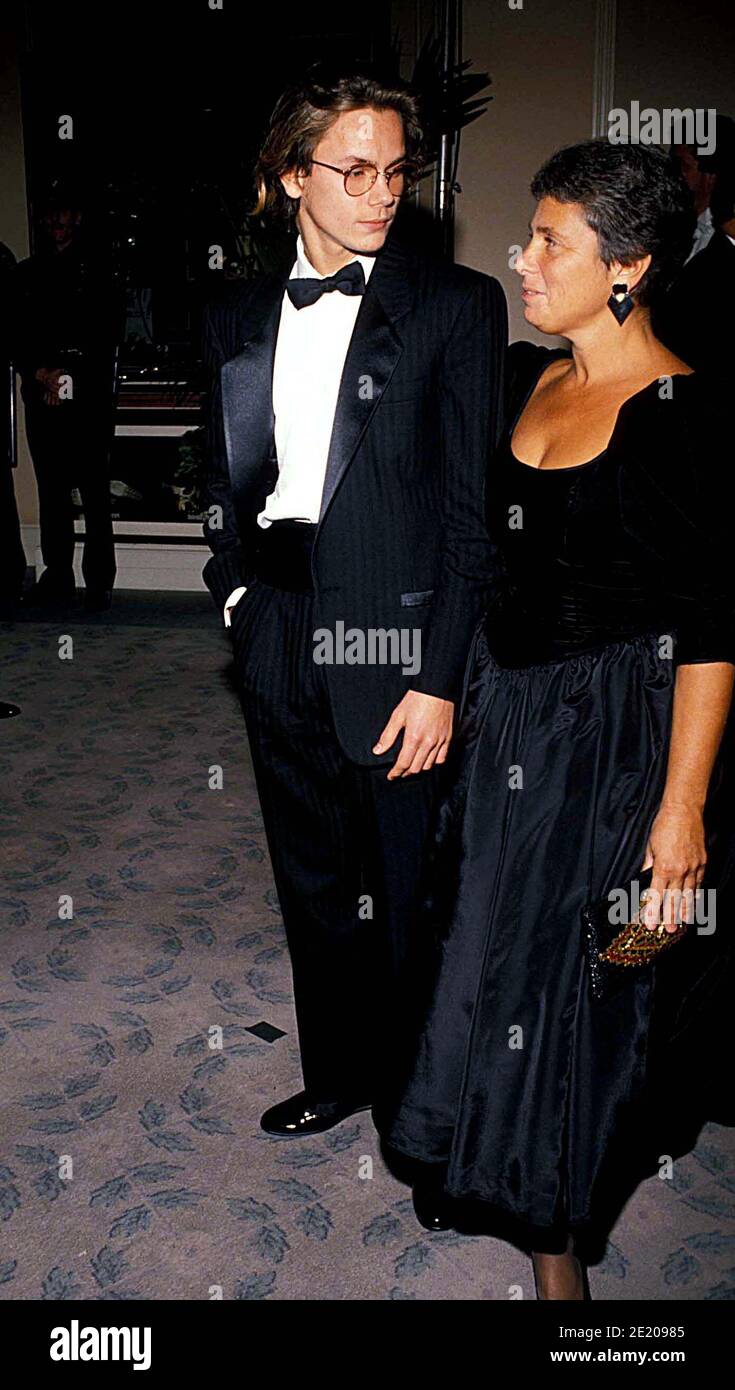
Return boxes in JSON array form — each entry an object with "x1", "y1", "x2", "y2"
[{"x1": 202, "y1": 63, "x2": 506, "y2": 1137}]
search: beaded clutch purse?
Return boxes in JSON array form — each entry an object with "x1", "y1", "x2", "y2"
[{"x1": 581, "y1": 868, "x2": 690, "y2": 1003}]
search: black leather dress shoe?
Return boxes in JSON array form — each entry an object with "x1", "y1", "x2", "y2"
[
  {"x1": 412, "y1": 1168, "x2": 454, "y2": 1231},
  {"x1": 84, "y1": 588, "x2": 112, "y2": 613},
  {"x1": 260, "y1": 1090, "x2": 372, "y2": 1136},
  {"x1": 24, "y1": 573, "x2": 76, "y2": 608}
]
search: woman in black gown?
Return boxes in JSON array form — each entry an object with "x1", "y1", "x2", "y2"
[{"x1": 377, "y1": 141, "x2": 735, "y2": 1299}]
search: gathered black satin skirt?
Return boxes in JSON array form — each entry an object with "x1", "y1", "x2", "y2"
[{"x1": 377, "y1": 622, "x2": 734, "y2": 1248}]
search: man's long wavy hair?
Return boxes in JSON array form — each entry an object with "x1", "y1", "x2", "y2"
[{"x1": 253, "y1": 62, "x2": 424, "y2": 221}]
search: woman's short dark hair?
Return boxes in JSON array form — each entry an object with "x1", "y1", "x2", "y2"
[
  {"x1": 530, "y1": 139, "x2": 695, "y2": 307},
  {"x1": 253, "y1": 61, "x2": 424, "y2": 221}
]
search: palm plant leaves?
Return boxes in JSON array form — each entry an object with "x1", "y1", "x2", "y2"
[{"x1": 408, "y1": 30, "x2": 492, "y2": 165}]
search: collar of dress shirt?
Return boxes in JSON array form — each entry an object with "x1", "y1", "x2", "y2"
[{"x1": 292, "y1": 231, "x2": 377, "y2": 284}]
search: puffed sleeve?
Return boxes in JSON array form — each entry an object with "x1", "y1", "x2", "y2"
[{"x1": 617, "y1": 375, "x2": 735, "y2": 667}]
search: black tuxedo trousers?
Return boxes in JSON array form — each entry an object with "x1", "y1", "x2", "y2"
[{"x1": 230, "y1": 570, "x2": 442, "y2": 1102}]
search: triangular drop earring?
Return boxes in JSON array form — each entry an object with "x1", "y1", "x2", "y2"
[{"x1": 607, "y1": 282, "x2": 635, "y2": 325}]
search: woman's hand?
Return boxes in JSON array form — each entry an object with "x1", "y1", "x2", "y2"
[{"x1": 640, "y1": 802, "x2": 707, "y2": 931}]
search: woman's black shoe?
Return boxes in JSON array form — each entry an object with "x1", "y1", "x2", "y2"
[{"x1": 412, "y1": 1166, "x2": 454, "y2": 1231}]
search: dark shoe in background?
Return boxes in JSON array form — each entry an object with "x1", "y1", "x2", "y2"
[
  {"x1": 23, "y1": 568, "x2": 76, "y2": 608},
  {"x1": 0, "y1": 594, "x2": 22, "y2": 623},
  {"x1": 83, "y1": 588, "x2": 112, "y2": 613}
]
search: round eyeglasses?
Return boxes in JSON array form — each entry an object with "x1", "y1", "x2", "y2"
[{"x1": 310, "y1": 160, "x2": 420, "y2": 197}]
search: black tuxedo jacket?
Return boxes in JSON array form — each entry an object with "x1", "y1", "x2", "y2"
[
  {"x1": 201, "y1": 232, "x2": 507, "y2": 765},
  {"x1": 654, "y1": 230, "x2": 735, "y2": 375}
]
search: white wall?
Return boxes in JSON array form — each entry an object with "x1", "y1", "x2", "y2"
[{"x1": 455, "y1": 0, "x2": 599, "y2": 341}]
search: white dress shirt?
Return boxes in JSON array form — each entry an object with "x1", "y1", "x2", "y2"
[
  {"x1": 686, "y1": 206, "x2": 714, "y2": 262},
  {"x1": 224, "y1": 233, "x2": 376, "y2": 625}
]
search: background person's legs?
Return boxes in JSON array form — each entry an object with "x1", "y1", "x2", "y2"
[
  {"x1": 75, "y1": 413, "x2": 116, "y2": 597},
  {"x1": 0, "y1": 461, "x2": 27, "y2": 608},
  {"x1": 24, "y1": 406, "x2": 76, "y2": 594}
]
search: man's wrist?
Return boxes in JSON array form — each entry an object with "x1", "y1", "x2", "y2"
[{"x1": 407, "y1": 688, "x2": 454, "y2": 707}]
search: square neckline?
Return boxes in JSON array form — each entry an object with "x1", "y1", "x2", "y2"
[
  {"x1": 508, "y1": 352, "x2": 694, "y2": 473},
  {"x1": 509, "y1": 443, "x2": 607, "y2": 473}
]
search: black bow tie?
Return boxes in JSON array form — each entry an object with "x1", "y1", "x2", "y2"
[{"x1": 286, "y1": 260, "x2": 366, "y2": 309}]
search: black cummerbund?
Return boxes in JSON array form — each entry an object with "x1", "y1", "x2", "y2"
[{"x1": 253, "y1": 519, "x2": 318, "y2": 593}]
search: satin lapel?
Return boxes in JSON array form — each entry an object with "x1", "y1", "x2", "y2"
[
  {"x1": 318, "y1": 237, "x2": 418, "y2": 523},
  {"x1": 220, "y1": 275, "x2": 287, "y2": 496}
]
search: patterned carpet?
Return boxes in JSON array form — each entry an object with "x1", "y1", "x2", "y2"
[{"x1": 1, "y1": 592, "x2": 733, "y2": 1301}]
